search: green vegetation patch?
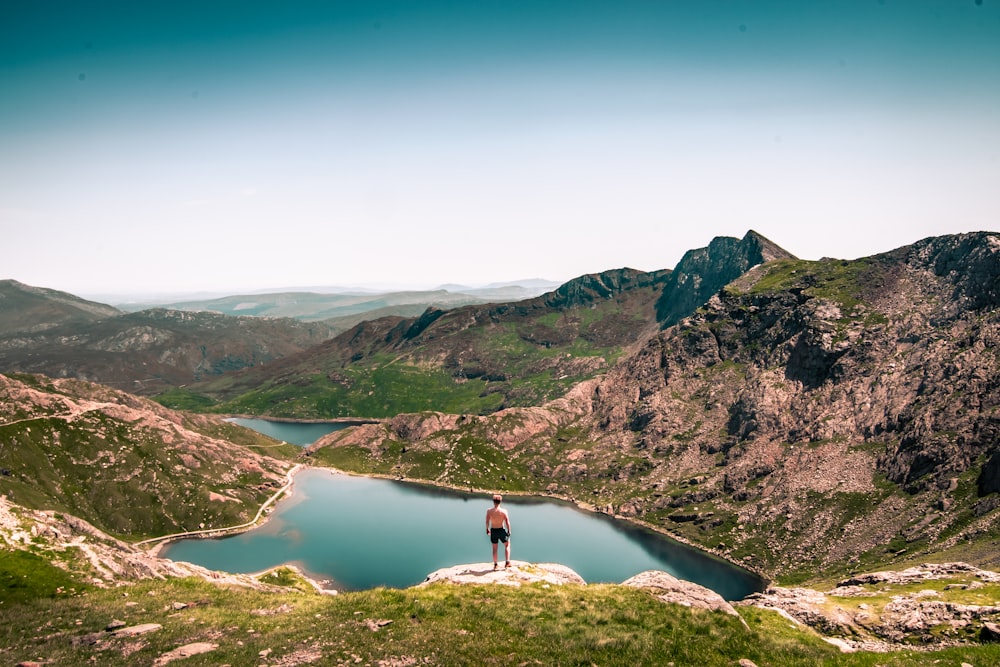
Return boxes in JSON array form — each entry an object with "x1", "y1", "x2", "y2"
[
  {"x1": 0, "y1": 548, "x2": 87, "y2": 605},
  {"x1": 153, "y1": 387, "x2": 218, "y2": 411},
  {"x1": 749, "y1": 257, "x2": 883, "y2": 312},
  {"x1": 213, "y1": 361, "x2": 507, "y2": 419}
]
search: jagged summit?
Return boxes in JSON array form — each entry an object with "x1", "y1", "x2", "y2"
[{"x1": 655, "y1": 230, "x2": 796, "y2": 327}]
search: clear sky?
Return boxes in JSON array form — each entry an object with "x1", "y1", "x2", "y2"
[{"x1": 2, "y1": 1, "x2": 998, "y2": 297}]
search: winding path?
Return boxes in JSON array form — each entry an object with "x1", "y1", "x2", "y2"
[{"x1": 136, "y1": 463, "x2": 303, "y2": 547}]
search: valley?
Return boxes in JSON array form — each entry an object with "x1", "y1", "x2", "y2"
[{"x1": 2, "y1": 231, "x2": 1000, "y2": 665}]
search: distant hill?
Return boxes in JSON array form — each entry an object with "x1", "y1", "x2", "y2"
[
  {"x1": 113, "y1": 282, "x2": 561, "y2": 324},
  {"x1": 176, "y1": 266, "x2": 674, "y2": 418},
  {"x1": 0, "y1": 306, "x2": 336, "y2": 396},
  {"x1": 0, "y1": 279, "x2": 121, "y2": 335}
]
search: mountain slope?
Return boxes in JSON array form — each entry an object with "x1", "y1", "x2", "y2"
[
  {"x1": 309, "y1": 232, "x2": 1000, "y2": 579},
  {"x1": 0, "y1": 373, "x2": 299, "y2": 538},
  {"x1": 181, "y1": 266, "x2": 675, "y2": 418},
  {"x1": 182, "y1": 233, "x2": 795, "y2": 419},
  {"x1": 0, "y1": 279, "x2": 121, "y2": 335}
]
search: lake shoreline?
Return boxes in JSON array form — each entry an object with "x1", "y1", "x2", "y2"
[
  {"x1": 150, "y1": 462, "x2": 767, "y2": 595},
  {"x1": 358, "y1": 468, "x2": 769, "y2": 587},
  {"x1": 226, "y1": 414, "x2": 382, "y2": 425}
]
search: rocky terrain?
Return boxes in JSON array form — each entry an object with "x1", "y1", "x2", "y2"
[
  {"x1": 741, "y1": 562, "x2": 1000, "y2": 651},
  {"x1": 310, "y1": 232, "x2": 1000, "y2": 579},
  {"x1": 4, "y1": 230, "x2": 1000, "y2": 663},
  {"x1": 5, "y1": 486, "x2": 998, "y2": 657}
]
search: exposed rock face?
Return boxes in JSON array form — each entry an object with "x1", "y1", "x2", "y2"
[
  {"x1": 740, "y1": 563, "x2": 1000, "y2": 649},
  {"x1": 655, "y1": 230, "x2": 796, "y2": 327},
  {"x1": 584, "y1": 232, "x2": 1000, "y2": 573},
  {"x1": 621, "y1": 570, "x2": 740, "y2": 616}
]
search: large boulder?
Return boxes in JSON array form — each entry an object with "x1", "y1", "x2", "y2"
[{"x1": 621, "y1": 570, "x2": 740, "y2": 617}]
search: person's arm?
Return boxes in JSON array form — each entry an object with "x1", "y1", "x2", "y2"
[
  {"x1": 486, "y1": 510, "x2": 491, "y2": 534},
  {"x1": 504, "y1": 510, "x2": 511, "y2": 534}
]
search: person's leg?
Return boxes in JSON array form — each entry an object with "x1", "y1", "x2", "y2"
[
  {"x1": 504, "y1": 539, "x2": 511, "y2": 567},
  {"x1": 492, "y1": 542, "x2": 499, "y2": 567}
]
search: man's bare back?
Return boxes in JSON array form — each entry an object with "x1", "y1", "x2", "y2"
[{"x1": 486, "y1": 505, "x2": 509, "y2": 529}]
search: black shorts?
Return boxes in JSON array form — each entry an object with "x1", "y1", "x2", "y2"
[{"x1": 490, "y1": 528, "x2": 509, "y2": 544}]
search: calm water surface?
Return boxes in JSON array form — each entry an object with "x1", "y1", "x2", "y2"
[
  {"x1": 166, "y1": 420, "x2": 764, "y2": 599},
  {"x1": 225, "y1": 417, "x2": 351, "y2": 446}
]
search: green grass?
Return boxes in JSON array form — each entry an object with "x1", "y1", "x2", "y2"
[
  {"x1": 0, "y1": 410, "x2": 297, "y2": 541},
  {"x1": 3, "y1": 573, "x2": 1000, "y2": 666},
  {"x1": 212, "y1": 362, "x2": 508, "y2": 419},
  {"x1": 0, "y1": 548, "x2": 88, "y2": 606},
  {"x1": 153, "y1": 387, "x2": 218, "y2": 411},
  {"x1": 182, "y1": 300, "x2": 633, "y2": 419}
]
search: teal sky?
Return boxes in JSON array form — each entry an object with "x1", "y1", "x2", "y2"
[{"x1": 2, "y1": 1, "x2": 999, "y2": 296}]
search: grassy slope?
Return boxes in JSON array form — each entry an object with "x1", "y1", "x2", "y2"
[
  {"x1": 159, "y1": 286, "x2": 653, "y2": 419},
  {"x1": 0, "y1": 374, "x2": 301, "y2": 539},
  {"x1": 5, "y1": 572, "x2": 1000, "y2": 666}
]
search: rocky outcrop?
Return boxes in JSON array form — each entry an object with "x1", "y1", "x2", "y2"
[
  {"x1": 422, "y1": 564, "x2": 741, "y2": 618},
  {"x1": 655, "y1": 230, "x2": 796, "y2": 327},
  {"x1": 421, "y1": 561, "x2": 586, "y2": 587},
  {"x1": 740, "y1": 563, "x2": 1000, "y2": 649},
  {"x1": 621, "y1": 570, "x2": 740, "y2": 616}
]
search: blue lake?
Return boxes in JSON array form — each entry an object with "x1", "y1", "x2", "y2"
[
  {"x1": 165, "y1": 421, "x2": 764, "y2": 599},
  {"x1": 225, "y1": 417, "x2": 353, "y2": 446}
]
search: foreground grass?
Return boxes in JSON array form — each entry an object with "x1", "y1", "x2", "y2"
[{"x1": 3, "y1": 573, "x2": 1000, "y2": 666}]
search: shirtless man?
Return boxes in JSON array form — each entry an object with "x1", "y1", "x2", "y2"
[{"x1": 485, "y1": 494, "x2": 512, "y2": 570}]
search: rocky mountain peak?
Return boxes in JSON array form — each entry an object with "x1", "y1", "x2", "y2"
[{"x1": 655, "y1": 230, "x2": 796, "y2": 327}]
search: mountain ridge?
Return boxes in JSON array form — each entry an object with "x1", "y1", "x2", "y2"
[{"x1": 307, "y1": 231, "x2": 1000, "y2": 579}]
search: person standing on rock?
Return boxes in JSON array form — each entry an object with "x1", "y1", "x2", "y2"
[{"x1": 486, "y1": 493, "x2": 511, "y2": 570}]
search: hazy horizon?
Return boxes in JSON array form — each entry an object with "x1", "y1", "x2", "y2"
[{"x1": 3, "y1": 1, "x2": 998, "y2": 295}]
